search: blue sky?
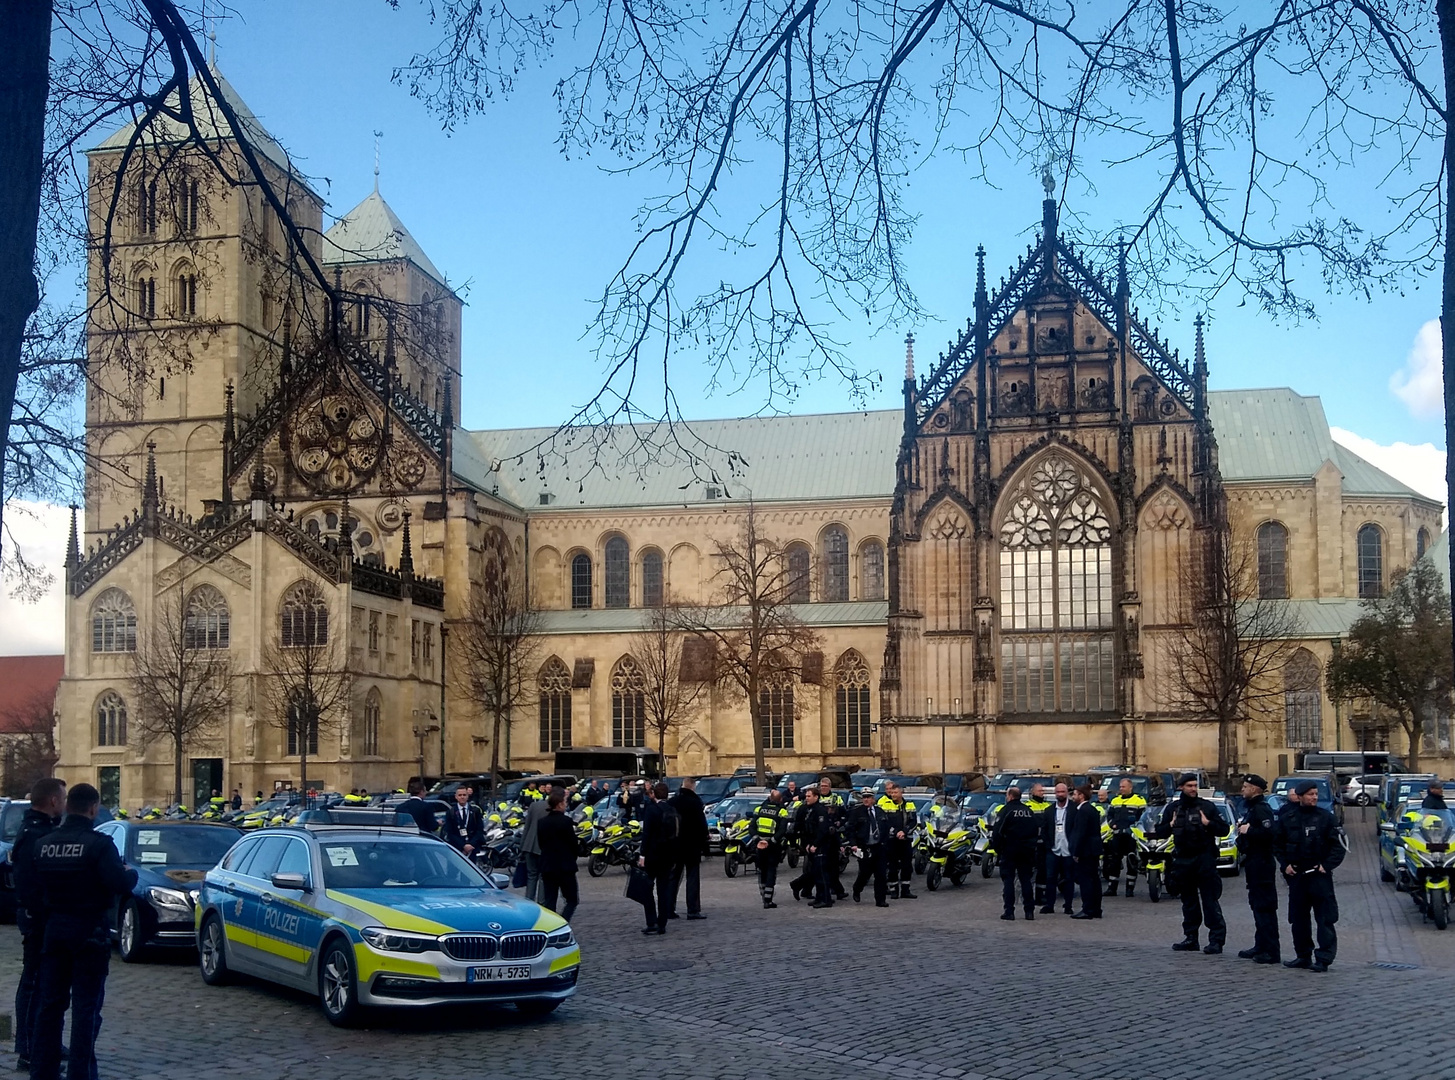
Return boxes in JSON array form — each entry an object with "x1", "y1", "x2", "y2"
[{"x1": 199, "y1": 1, "x2": 1443, "y2": 444}]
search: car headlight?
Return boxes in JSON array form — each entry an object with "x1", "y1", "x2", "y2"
[
  {"x1": 147, "y1": 887, "x2": 192, "y2": 912},
  {"x1": 360, "y1": 926, "x2": 440, "y2": 953},
  {"x1": 546, "y1": 927, "x2": 575, "y2": 949}
]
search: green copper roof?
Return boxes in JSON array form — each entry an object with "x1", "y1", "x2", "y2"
[
  {"x1": 322, "y1": 190, "x2": 449, "y2": 290},
  {"x1": 455, "y1": 410, "x2": 903, "y2": 510},
  {"x1": 537, "y1": 601, "x2": 889, "y2": 635}
]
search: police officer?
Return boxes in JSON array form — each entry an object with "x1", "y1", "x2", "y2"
[
  {"x1": 1276, "y1": 778, "x2": 1344, "y2": 971},
  {"x1": 750, "y1": 789, "x2": 789, "y2": 908},
  {"x1": 1235, "y1": 774, "x2": 1281, "y2": 964},
  {"x1": 1103, "y1": 778, "x2": 1147, "y2": 897},
  {"x1": 10, "y1": 777, "x2": 65, "y2": 1071},
  {"x1": 878, "y1": 782, "x2": 918, "y2": 900},
  {"x1": 847, "y1": 788, "x2": 891, "y2": 906},
  {"x1": 1024, "y1": 783, "x2": 1053, "y2": 906},
  {"x1": 1422, "y1": 781, "x2": 1448, "y2": 810},
  {"x1": 1156, "y1": 773, "x2": 1230, "y2": 954},
  {"x1": 990, "y1": 786, "x2": 1041, "y2": 920},
  {"x1": 30, "y1": 782, "x2": 138, "y2": 1080},
  {"x1": 798, "y1": 788, "x2": 838, "y2": 909},
  {"x1": 814, "y1": 776, "x2": 848, "y2": 901}
]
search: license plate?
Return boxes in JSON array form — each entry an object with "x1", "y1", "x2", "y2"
[
  {"x1": 1431, "y1": 842, "x2": 1449, "y2": 852},
  {"x1": 466, "y1": 965, "x2": 531, "y2": 983}
]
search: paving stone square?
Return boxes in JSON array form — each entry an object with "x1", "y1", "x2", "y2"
[{"x1": 1, "y1": 819, "x2": 1451, "y2": 1080}]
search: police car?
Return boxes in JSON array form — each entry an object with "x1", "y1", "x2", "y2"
[{"x1": 195, "y1": 810, "x2": 580, "y2": 1025}]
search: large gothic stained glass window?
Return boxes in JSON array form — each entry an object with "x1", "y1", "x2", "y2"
[{"x1": 998, "y1": 454, "x2": 1115, "y2": 714}]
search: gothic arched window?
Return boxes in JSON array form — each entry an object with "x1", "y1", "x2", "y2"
[
  {"x1": 1358, "y1": 524, "x2": 1384, "y2": 599},
  {"x1": 1257, "y1": 521, "x2": 1288, "y2": 599},
  {"x1": 184, "y1": 584, "x2": 230, "y2": 650},
  {"x1": 280, "y1": 581, "x2": 329, "y2": 647},
  {"x1": 610, "y1": 656, "x2": 646, "y2": 747},
  {"x1": 822, "y1": 526, "x2": 849, "y2": 602},
  {"x1": 539, "y1": 657, "x2": 573, "y2": 752},
  {"x1": 1418, "y1": 527, "x2": 1432, "y2": 560},
  {"x1": 91, "y1": 588, "x2": 137, "y2": 653},
  {"x1": 785, "y1": 544, "x2": 811, "y2": 603},
  {"x1": 1284, "y1": 649, "x2": 1322, "y2": 748},
  {"x1": 173, "y1": 261, "x2": 198, "y2": 317},
  {"x1": 998, "y1": 454, "x2": 1114, "y2": 714},
  {"x1": 860, "y1": 541, "x2": 886, "y2": 601},
  {"x1": 641, "y1": 550, "x2": 664, "y2": 608},
  {"x1": 571, "y1": 553, "x2": 593, "y2": 609},
  {"x1": 96, "y1": 691, "x2": 127, "y2": 746},
  {"x1": 759, "y1": 678, "x2": 795, "y2": 749},
  {"x1": 835, "y1": 651, "x2": 872, "y2": 749},
  {"x1": 604, "y1": 535, "x2": 630, "y2": 608}
]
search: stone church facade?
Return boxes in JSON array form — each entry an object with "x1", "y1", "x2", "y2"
[{"x1": 53, "y1": 68, "x2": 1443, "y2": 807}]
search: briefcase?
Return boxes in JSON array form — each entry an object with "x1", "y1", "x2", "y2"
[{"x1": 625, "y1": 865, "x2": 654, "y2": 904}]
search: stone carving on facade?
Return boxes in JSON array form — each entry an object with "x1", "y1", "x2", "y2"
[
  {"x1": 293, "y1": 392, "x2": 383, "y2": 493},
  {"x1": 927, "y1": 510, "x2": 968, "y2": 541}
]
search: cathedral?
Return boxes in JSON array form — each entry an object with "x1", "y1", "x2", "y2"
[{"x1": 54, "y1": 67, "x2": 1444, "y2": 807}]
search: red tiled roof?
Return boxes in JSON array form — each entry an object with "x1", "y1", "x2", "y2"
[{"x1": 0, "y1": 656, "x2": 63, "y2": 733}]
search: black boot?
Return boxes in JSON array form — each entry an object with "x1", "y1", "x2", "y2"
[
  {"x1": 1103, "y1": 881, "x2": 1119, "y2": 897},
  {"x1": 1171, "y1": 938, "x2": 1199, "y2": 952}
]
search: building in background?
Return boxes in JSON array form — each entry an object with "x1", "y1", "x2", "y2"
[{"x1": 54, "y1": 66, "x2": 1443, "y2": 807}]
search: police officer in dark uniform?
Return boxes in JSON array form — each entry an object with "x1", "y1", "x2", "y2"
[
  {"x1": 10, "y1": 777, "x2": 65, "y2": 1071},
  {"x1": 30, "y1": 782, "x2": 138, "y2": 1080},
  {"x1": 814, "y1": 777, "x2": 848, "y2": 900},
  {"x1": 878, "y1": 782, "x2": 918, "y2": 899},
  {"x1": 1276, "y1": 778, "x2": 1345, "y2": 971},
  {"x1": 847, "y1": 788, "x2": 891, "y2": 906},
  {"x1": 1156, "y1": 773, "x2": 1230, "y2": 954},
  {"x1": 991, "y1": 786, "x2": 1042, "y2": 920},
  {"x1": 750, "y1": 789, "x2": 789, "y2": 908},
  {"x1": 798, "y1": 788, "x2": 838, "y2": 908},
  {"x1": 1235, "y1": 774, "x2": 1281, "y2": 964}
]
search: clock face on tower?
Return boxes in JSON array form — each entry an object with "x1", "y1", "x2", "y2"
[{"x1": 293, "y1": 394, "x2": 384, "y2": 494}]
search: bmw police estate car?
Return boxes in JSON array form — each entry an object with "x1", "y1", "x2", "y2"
[{"x1": 195, "y1": 811, "x2": 580, "y2": 1025}]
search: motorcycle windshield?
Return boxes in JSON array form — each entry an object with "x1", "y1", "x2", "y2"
[
  {"x1": 1139, "y1": 807, "x2": 1163, "y2": 832},
  {"x1": 1418, "y1": 810, "x2": 1455, "y2": 848},
  {"x1": 934, "y1": 811, "x2": 964, "y2": 834}
]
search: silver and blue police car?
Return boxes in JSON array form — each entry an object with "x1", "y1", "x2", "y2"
[{"x1": 194, "y1": 810, "x2": 579, "y2": 1025}]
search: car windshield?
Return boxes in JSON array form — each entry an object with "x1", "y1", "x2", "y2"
[
  {"x1": 1395, "y1": 780, "x2": 1433, "y2": 803},
  {"x1": 1, "y1": 802, "x2": 29, "y2": 842},
  {"x1": 713, "y1": 797, "x2": 759, "y2": 822},
  {"x1": 1273, "y1": 778, "x2": 1329, "y2": 800},
  {"x1": 695, "y1": 778, "x2": 733, "y2": 801},
  {"x1": 128, "y1": 825, "x2": 239, "y2": 866},
  {"x1": 961, "y1": 792, "x2": 998, "y2": 815},
  {"x1": 320, "y1": 840, "x2": 487, "y2": 889}
]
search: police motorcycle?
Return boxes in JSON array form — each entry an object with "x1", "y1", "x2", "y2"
[
  {"x1": 722, "y1": 815, "x2": 759, "y2": 877},
  {"x1": 588, "y1": 809, "x2": 642, "y2": 877},
  {"x1": 971, "y1": 804, "x2": 999, "y2": 878},
  {"x1": 1135, "y1": 805, "x2": 1173, "y2": 903},
  {"x1": 569, "y1": 803, "x2": 598, "y2": 856},
  {"x1": 922, "y1": 804, "x2": 976, "y2": 890},
  {"x1": 478, "y1": 819, "x2": 522, "y2": 870},
  {"x1": 1401, "y1": 807, "x2": 1455, "y2": 930}
]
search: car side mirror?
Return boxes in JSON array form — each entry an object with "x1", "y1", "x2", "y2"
[
  {"x1": 489, "y1": 872, "x2": 512, "y2": 889},
  {"x1": 271, "y1": 872, "x2": 309, "y2": 891}
]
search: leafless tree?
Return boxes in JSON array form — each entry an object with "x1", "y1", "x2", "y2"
[
  {"x1": 630, "y1": 603, "x2": 708, "y2": 764},
  {"x1": 0, "y1": 690, "x2": 58, "y2": 799},
  {"x1": 453, "y1": 526, "x2": 542, "y2": 786},
  {"x1": 259, "y1": 635, "x2": 350, "y2": 796},
  {"x1": 1164, "y1": 525, "x2": 1303, "y2": 779},
  {"x1": 672, "y1": 502, "x2": 819, "y2": 784},
  {"x1": 128, "y1": 590, "x2": 232, "y2": 804}
]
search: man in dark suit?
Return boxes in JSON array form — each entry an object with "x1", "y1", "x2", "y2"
[
  {"x1": 1040, "y1": 781, "x2": 1076, "y2": 915},
  {"x1": 397, "y1": 779, "x2": 440, "y2": 835},
  {"x1": 847, "y1": 788, "x2": 891, "y2": 906},
  {"x1": 668, "y1": 777, "x2": 710, "y2": 920},
  {"x1": 536, "y1": 789, "x2": 580, "y2": 920},
  {"x1": 637, "y1": 782, "x2": 681, "y2": 935},
  {"x1": 443, "y1": 785, "x2": 485, "y2": 857},
  {"x1": 1067, "y1": 784, "x2": 1103, "y2": 918}
]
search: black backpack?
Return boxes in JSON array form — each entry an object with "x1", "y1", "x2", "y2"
[{"x1": 659, "y1": 803, "x2": 681, "y2": 840}]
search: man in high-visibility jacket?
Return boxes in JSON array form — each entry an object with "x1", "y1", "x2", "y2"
[
  {"x1": 750, "y1": 790, "x2": 790, "y2": 908},
  {"x1": 1025, "y1": 783, "x2": 1053, "y2": 906},
  {"x1": 878, "y1": 783, "x2": 918, "y2": 900},
  {"x1": 1103, "y1": 778, "x2": 1148, "y2": 897}
]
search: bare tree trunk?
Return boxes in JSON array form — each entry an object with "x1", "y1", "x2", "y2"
[
  {"x1": 0, "y1": 0, "x2": 51, "y2": 548},
  {"x1": 749, "y1": 675, "x2": 765, "y2": 786},
  {"x1": 489, "y1": 708, "x2": 502, "y2": 796},
  {"x1": 1440, "y1": 0, "x2": 1455, "y2": 678},
  {"x1": 173, "y1": 732, "x2": 185, "y2": 806}
]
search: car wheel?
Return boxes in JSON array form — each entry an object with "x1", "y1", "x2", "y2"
[
  {"x1": 515, "y1": 999, "x2": 562, "y2": 1019},
  {"x1": 1356, "y1": 793, "x2": 1372, "y2": 806},
  {"x1": 118, "y1": 900, "x2": 146, "y2": 963},
  {"x1": 319, "y1": 939, "x2": 360, "y2": 1027},
  {"x1": 198, "y1": 914, "x2": 231, "y2": 986}
]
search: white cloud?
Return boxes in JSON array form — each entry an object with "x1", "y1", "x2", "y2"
[
  {"x1": 0, "y1": 501, "x2": 69, "y2": 656},
  {"x1": 1390, "y1": 319, "x2": 1444, "y2": 420},
  {"x1": 1330, "y1": 427, "x2": 1447, "y2": 522}
]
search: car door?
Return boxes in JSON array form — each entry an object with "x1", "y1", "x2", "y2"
[
  {"x1": 95, "y1": 823, "x2": 128, "y2": 934},
  {"x1": 226, "y1": 835, "x2": 289, "y2": 975},
  {"x1": 252, "y1": 836, "x2": 324, "y2": 987}
]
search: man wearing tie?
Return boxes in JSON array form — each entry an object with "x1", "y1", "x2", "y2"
[
  {"x1": 1067, "y1": 784, "x2": 1104, "y2": 919},
  {"x1": 1040, "y1": 782, "x2": 1076, "y2": 914},
  {"x1": 445, "y1": 786, "x2": 484, "y2": 858}
]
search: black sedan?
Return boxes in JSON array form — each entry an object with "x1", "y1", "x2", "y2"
[{"x1": 95, "y1": 819, "x2": 240, "y2": 962}]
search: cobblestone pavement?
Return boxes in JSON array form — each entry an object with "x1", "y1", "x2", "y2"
[{"x1": 1, "y1": 816, "x2": 1452, "y2": 1080}]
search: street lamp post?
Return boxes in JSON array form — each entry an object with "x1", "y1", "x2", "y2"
[{"x1": 411, "y1": 712, "x2": 440, "y2": 785}]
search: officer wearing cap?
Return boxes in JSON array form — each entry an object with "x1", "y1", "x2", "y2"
[
  {"x1": 1235, "y1": 774, "x2": 1280, "y2": 964},
  {"x1": 1155, "y1": 772, "x2": 1230, "y2": 954},
  {"x1": 1275, "y1": 778, "x2": 1344, "y2": 971}
]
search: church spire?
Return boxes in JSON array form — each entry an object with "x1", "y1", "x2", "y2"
[
  {"x1": 1041, "y1": 164, "x2": 1058, "y2": 277},
  {"x1": 902, "y1": 332, "x2": 917, "y2": 446},
  {"x1": 65, "y1": 504, "x2": 80, "y2": 577},
  {"x1": 399, "y1": 510, "x2": 415, "y2": 577},
  {"x1": 221, "y1": 381, "x2": 235, "y2": 510},
  {"x1": 1193, "y1": 314, "x2": 1209, "y2": 421}
]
